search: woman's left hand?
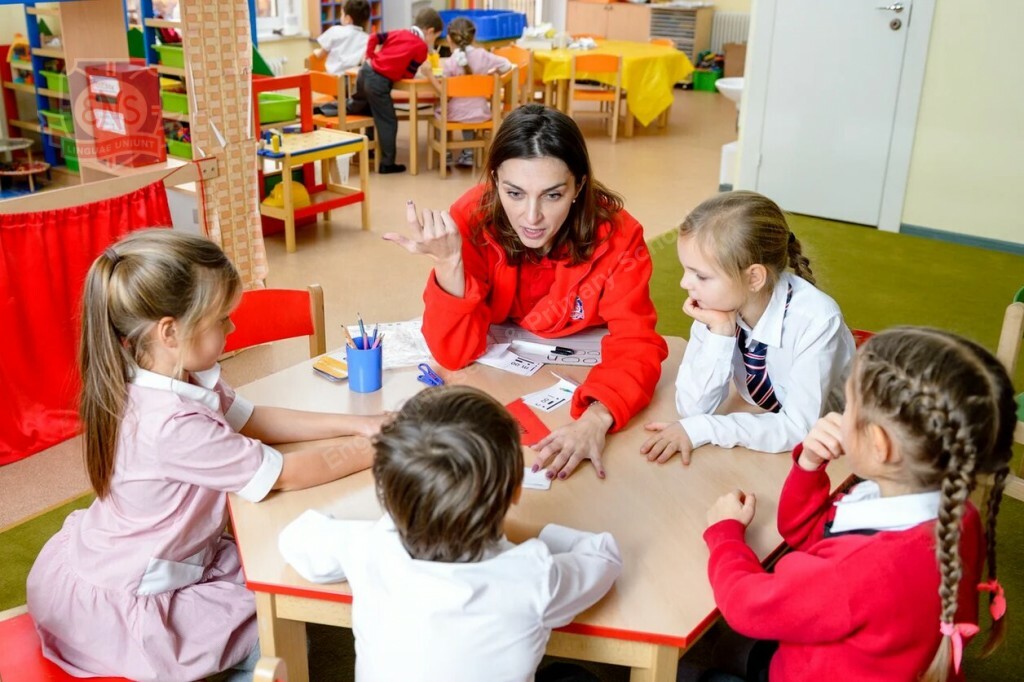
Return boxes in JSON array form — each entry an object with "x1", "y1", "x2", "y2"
[{"x1": 531, "y1": 403, "x2": 613, "y2": 480}]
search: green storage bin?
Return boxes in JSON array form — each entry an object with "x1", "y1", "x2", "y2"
[
  {"x1": 167, "y1": 138, "x2": 193, "y2": 159},
  {"x1": 61, "y1": 136, "x2": 79, "y2": 172},
  {"x1": 40, "y1": 109, "x2": 74, "y2": 133},
  {"x1": 693, "y1": 69, "x2": 721, "y2": 92},
  {"x1": 152, "y1": 44, "x2": 184, "y2": 68},
  {"x1": 40, "y1": 69, "x2": 69, "y2": 93},
  {"x1": 161, "y1": 91, "x2": 189, "y2": 114},
  {"x1": 258, "y1": 93, "x2": 299, "y2": 124}
]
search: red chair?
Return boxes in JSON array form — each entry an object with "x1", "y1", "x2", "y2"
[
  {"x1": 223, "y1": 284, "x2": 327, "y2": 358},
  {"x1": 0, "y1": 610, "x2": 130, "y2": 682}
]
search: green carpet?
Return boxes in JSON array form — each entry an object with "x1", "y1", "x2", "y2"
[{"x1": 3, "y1": 219, "x2": 1023, "y2": 679}]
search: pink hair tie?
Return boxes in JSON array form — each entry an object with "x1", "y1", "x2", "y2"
[
  {"x1": 939, "y1": 620, "x2": 980, "y2": 673},
  {"x1": 978, "y1": 579, "x2": 1007, "y2": 620}
]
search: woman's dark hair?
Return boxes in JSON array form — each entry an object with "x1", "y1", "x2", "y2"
[{"x1": 480, "y1": 104, "x2": 623, "y2": 265}]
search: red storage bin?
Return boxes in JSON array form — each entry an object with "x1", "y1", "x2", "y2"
[{"x1": 85, "y1": 62, "x2": 165, "y2": 167}]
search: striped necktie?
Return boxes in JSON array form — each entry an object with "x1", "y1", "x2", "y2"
[{"x1": 736, "y1": 284, "x2": 793, "y2": 414}]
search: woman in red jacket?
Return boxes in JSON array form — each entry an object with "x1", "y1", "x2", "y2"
[{"x1": 385, "y1": 104, "x2": 667, "y2": 481}]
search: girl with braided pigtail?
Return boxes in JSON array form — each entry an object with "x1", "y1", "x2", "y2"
[{"x1": 701, "y1": 327, "x2": 1013, "y2": 681}]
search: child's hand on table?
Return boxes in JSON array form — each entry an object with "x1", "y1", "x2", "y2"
[
  {"x1": 707, "y1": 490, "x2": 756, "y2": 528},
  {"x1": 798, "y1": 412, "x2": 844, "y2": 471},
  {"x1": 640, "y1": 421, "x2": 695, "y2": 465},
  {"x1": 353, "y1": 413, "x2": 390, "y2": 438},
  {"x1": 683, "y1": 297, "x2": 737, "y2": 337}
]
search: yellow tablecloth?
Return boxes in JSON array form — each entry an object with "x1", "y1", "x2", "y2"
[{"x1": 533, "y1": 41, "x2": 694, "y2": 127}]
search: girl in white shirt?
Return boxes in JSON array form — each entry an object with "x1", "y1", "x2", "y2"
[
  {"x1": 280, "y1": 385, "x2": 622, "y2": 682},
  {"x1": 641, "y1": 190, "x2": 855, "y2": 461}
]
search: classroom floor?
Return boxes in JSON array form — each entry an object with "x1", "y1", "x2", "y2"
[{"x1": 0, "y1": 88, "x2": 740, "y2": 528}]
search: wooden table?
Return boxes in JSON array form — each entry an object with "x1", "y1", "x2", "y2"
[
  {"x1": 257, "y1": 128, "x2": 370, "y2": 252},
  {"x1": 229, "y1": 338, "x2": 850, "y2": 681},
  {"x1": 533, "y1": 41, "x2": 694, "y2": 135},
  {"x1": 0, "y1": 137, "x2": 47, "y2": 192}
]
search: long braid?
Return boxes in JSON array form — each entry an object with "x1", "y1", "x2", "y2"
[
  {"x1": 980, "y1": 464, "x2": 1009, "y2": 656},
  {"x1": 787, "y1": 235, "x2": 816, "y2": 285},
  {"x1": 855, "y1": 327, "x2": 1016, "y2": 681}
]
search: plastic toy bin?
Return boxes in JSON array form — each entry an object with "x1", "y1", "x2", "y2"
[
  {"x1": 167, "y1": 138, "x2": 193, "y2": 159},
  {"x1": 152, "y1": 44, "x2": 184, "y2": 68},
  {"x1": 438, "y1": 9, "x2": 527, "y2": 41},
  {"x1": 40, "y1": 109, "x2": 74, "y2": 133},
  {"x1": 61, "y1": 136, "x2": 79, "y2": 171},
  {"x1": 161, "y1": 91, "x2": 189, "y2": 114},
  {"x1": 258, "y1": 93, "x2": 299, "y2": 124},
  {"x1": 40, "y1": 70, "x2": 69, "y2": 93}
]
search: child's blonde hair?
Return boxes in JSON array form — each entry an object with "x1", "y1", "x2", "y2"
[
  {"x1": 447, "y1": 17, "x2": 476, "y2": 75},
  {"x1": 372, "y1": 385, "x2": 523, "y2": 562},
  {"x1": 679, "y1": 190, "x2": 815, "y2": 289},
  {"x1": 79, "y1": 229, "x2": 241, "y2": 498},
  {"x1": 851, "y1": 327, "x2": 1014, "y2": 680}
]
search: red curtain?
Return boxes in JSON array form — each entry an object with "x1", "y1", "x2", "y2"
[{"x1": 0, "y1": 180, "x2": 171, "y2": 465}]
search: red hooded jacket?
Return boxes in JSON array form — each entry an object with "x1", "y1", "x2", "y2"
[{"x1": 422, "y1": 185, "x2": 668, "y2": 431}]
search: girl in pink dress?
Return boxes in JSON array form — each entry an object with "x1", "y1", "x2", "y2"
[
  {"x1": 27, "y1": 229, "x2": 384, "y2": 682},
  {"x1": 419, "y1": 16, "x2": 512, "y2": 167}
]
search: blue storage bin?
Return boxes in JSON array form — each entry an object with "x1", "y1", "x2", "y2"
[{"x1": 439, "y1": 9, "x2": 527, "y2": 42}]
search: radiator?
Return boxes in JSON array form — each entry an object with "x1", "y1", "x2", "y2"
[
  {"x1": 264, "y1": 56, "x2": 288, "y2": 77},
  {"x1": 711, "y1": 12, "x2": 750, "y2": 53}
]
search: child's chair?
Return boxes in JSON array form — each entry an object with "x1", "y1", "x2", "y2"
[
  {"x1": 425, "y1": 73, "x2": 502, "y2": 180},
  {"x1": 492, "y1": 45, "x2": 535, "y2": 108},
  {"x1": 309, "y1": 70, "x2": 381, "y2": 173},
  {"x1": 223, "y1": 284, "x2": 327, "y2": 358},
  {"x1": 305, "y1": 51, "x2": 327, "y2": 73},
  {"x1": 995, "y1": 296, "x2": 1024, "y2": 502},
  {"x1": 255, "y1": 656, "x2": 289, "y2": 682},
  {"x1": 567, "y1": 53, "x2": 624, "y2": 143},
  {"x1": 0, "y1": 607, "x2": 131, "y2": 682}
]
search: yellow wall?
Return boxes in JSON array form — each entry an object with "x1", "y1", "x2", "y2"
[
  {"x1": 1, "y1": 6, "x2": 26, "y2": 45},
  {"x1": 713, "y1": 0, "x2": 752, "y2": 13},
  {"x1": 902, "y1": 0, "x2": 1024, "y2": 245}
]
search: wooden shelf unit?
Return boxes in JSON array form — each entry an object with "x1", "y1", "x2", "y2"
[{"x1": 309, "y1": 0, "x2": 383, "y2": 38}]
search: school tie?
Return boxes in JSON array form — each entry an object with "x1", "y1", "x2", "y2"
[{"x1": 736, "y1": 284, "x2": 792, "y2": 414}]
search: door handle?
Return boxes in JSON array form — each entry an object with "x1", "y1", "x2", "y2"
[{"x1": 876, "y1": 3, "x2": 904, "y2": 12}]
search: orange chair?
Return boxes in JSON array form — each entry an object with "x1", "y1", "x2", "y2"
[
  {"x1": 223, "y1": 284, "x2": 327, "y2": 358},
  {"x1": 567, "y1": 53, "x2": 624, "y2": 143},
  {"x1": 305, "y1": 51, "x2": 327, "y2": 73},
  {"x1": 309, "y1": 70, "x2": 380, "y2": 173},
  {"x1": 425, "y1": 73, "x2": 502, "y2": 179},
  {"x1": 0, "y1": 609, "x2": 131, "y2": 682},
  {"x1": 493, "y1": 45, "x2": 537, "y2": 108}
]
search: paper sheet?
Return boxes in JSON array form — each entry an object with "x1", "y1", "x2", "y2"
[
  {"x1": 505, "y1": 398, "x2": 551, "y2": 446},
  {"x1": 488, "y1": 323, "x2": 608, "y2": 366},
  {"x1": 522, "y1": 376, "x2": 579, "y2": 412},
  {"x1": 476, "y1": 343, "x2": 543, "y2": 376},
  {"x1": 522, "y1": 467, "x2": 552, "y2": 490},
  {"x1": 334, "y1": 318, "x2": 432, "y2": 370}
]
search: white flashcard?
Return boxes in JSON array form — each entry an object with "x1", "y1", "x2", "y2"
[
  {"x1": 523, "y1": 467, "x2": 552, "y2": 490},
  {"x1": 522, "y1": 377, "x2": 579, "y2": 412},
  {"x1": 476, "y1": 343, "x2": 543, "y2": 376}
]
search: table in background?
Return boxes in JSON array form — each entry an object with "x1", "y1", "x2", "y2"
[
  {"x1": 257, "y1": 128, "x2": 369, "y2": 253},
  {"x1": 229, "y1": 338, "x2": 850, "y2": 681},
  {"x1": 533, "y1": 41, "x2": 694, "y2": 136},
  {"x1": 0, "y1": 137, "x2": 48, "y2": 193}
]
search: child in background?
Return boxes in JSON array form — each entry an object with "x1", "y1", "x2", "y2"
[
  {"x1": 27, "y1": 230, "x2": 383, "y2": 682},
  {"x1": 348, "y1": 7, "x2": 444, "y2": 173},
  {"x1": 641, "y1": 190, "x2": 855, "y2": 463},
  {"x1": 313, "y1": 0, "x2": 370, "y2": 75},
  {"x1": 703, "y1": 327, "x2": 1013, "y2": 680},
  {"x1": 280, "y1": 385, "x2": 622, "y2": 681},
  {"x1": 418, "y1": 16, "x2": 512, "y2": 168}
]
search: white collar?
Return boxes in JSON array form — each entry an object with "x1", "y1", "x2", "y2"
[
  {"x1": 830, "y1": 479, "x2": 941, "y2": 534},
  {"x1": 738, "y1": 272, "x2": 791, "y2": 349},
  {"x1": 410, "y1": 26, "x2": 426, "y2": 42},
  {"x1": 130, "y1": 365, "x2": 222, "y2": 412}
]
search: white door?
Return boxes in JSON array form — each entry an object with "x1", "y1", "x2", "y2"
[{"x1": 751, "y1": 1, "x2": 913, "y2": 226}]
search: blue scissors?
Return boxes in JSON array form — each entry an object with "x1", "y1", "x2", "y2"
[{"x1": 417, "y1": 363, "x2": 445, "y2": 386}]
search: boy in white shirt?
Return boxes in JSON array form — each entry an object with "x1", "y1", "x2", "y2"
[
  {"x1": 280, "y1": 385, "x2": 622, "y2": 682},
  {"x1": 313, "y1": 0, "x2": 370, "y2": 75}
]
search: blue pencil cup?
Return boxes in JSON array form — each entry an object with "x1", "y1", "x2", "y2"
[{"x1": 346, "y1": 337, "x2": 383, "y2": 393}]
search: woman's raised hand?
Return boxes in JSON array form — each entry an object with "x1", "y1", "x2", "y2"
[{"x1": 383, "y1": 201, "x2": 463, "y2": 264}]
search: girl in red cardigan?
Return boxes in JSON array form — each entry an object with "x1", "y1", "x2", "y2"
[
  {"x1": 703, "y1": 327, "x2": 1012, "y2": 681},
  {"x1": 385, "y1": 104, "x2": 667, "y2": 481}
]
